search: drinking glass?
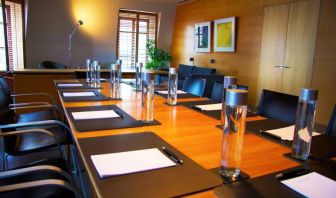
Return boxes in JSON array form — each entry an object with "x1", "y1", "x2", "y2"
[
  {"x1": 135, "y1": 62, "x2": 143, "y2": 91},
  {"x1": 221, "y1": 76, "x2": 237, "y2": 126},
  {"x1": 291, "y1": 88, "x2": 318, "y2": 160},
  {"x1": 167, "y1": 68, "x2": 178, "y2": 105},
  {"x1": 220, "y1": 89, "x2": 248, "y2": 179},
  {"x1": 110, "y1": 64, "x2": 121, "y2": 99},
  {"x1": 141, "y1": 70, "x2": 155, "y2": 123}
]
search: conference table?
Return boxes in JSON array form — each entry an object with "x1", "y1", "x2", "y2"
[{"x1": 56, "y1": 80, "x2": 298, "y2": 197}]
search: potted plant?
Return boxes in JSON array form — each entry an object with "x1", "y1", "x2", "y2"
[{"x1": 145, "y1": 39, "x2": 172, "y2": 70}]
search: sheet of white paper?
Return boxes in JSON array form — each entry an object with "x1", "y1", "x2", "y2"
[
  {"x1": 63, "y1": 92, "x2": 96, "y2": 97},
  {"x1": 195, "y1": 103, "x2": 222, "y2": 111},
  {"x1": 122, "y1": 79, "x2": 135, "y2": 82},
  {"x1": 58, "y1": 83, "x2": 83, "y2": 87},
  {"x1": 91, "y1": 148, "x2": 176, "y2": 178},
  {"x1": 265, "y1": 125, "x2": 321, "y2": 141},
  {"x1": 72, "y1": 110, "x2": 119, "y2": 120},
  {"x1": 281, "y1": 172, "x2": 336, "y2": 198},
  {"x1": 157, "y1": 90, "x2": 187, "y2": 94}
]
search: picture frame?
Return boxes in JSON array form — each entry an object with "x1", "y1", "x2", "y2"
[
  {"x1": 194, "y1": 22, "x2": 211, "y2": 53},
  {"x1": 214, "y1": 17, "x2": 236, "y2": 52}
]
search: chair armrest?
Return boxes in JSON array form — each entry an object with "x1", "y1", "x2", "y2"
[
  {"x1": 10, "y1": 103, "x2": 62, "y2": 120},
  {"x1": 0, "y1": 120, "x2": 71, "y2": 133},
  {"x1": 9, "y1": 104, "x2": 61, "y2": 113},
  {"x1": 0, "y1": 165, "x2": 73, "y2": 184},
  {"x1": 9, "y1": 102, "x2": 51, "y2": 107},
  {"x1": 10, "y1": 104, "x2": 54, "y2": 110},
  {"x1": 0, "y1": 179, "x2": 83, "y2": 198},
  {"x1": 0, "y1": 129, "x2": 61, "y2": 150},
  {"x1": 11, "y1": 93, "x2": 57, "y2": 105}
]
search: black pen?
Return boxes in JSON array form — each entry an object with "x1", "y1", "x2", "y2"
[
  {"x1": 276, "y1": 167, "x2": 310, "y2": 180},
  {"x1": 162, "y1": 146, "x2": 183, "y2": 165},
  {"x1": 114, "y1": 109, "x2": 124, "y2": 118},
  {"x1": 191, "y1": 105, "x2": 202, "y2": 111}
]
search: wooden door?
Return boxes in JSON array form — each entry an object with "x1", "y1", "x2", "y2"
[
  {"x1": 281, "y1": 0, "x2": 320, "y2": 95},
  {"x1": 256, "y1": 4, "x2": 289, "y2": 99}
]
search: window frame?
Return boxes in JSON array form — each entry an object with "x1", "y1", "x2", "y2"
[
  {"x1": 0, "y1": 0, "x2": 25, "y2": 71},
  {"x1": 116, "y1": 9, "x2": 158, "y2": 69}
]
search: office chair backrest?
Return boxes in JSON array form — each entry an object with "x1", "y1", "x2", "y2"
[
  {"x1": 182, "y1": 76, "x2": 206, "y2": 97},
  {"x1": 258, "y1": 89, "x2": 299, "y2": 124},
  {"x1": 178, "y1": 64, "x2": 193, "y2": 78},
  {"x1": 211, "y1": 81, "x2": 224, "y2": 102},
  {"x1": 0, "y1": 81, "x2": 15, "y2": 125},
  {"x1": 190, "y1": 74, "x2": 224, "y2": 98},
  {"x1": 0, "y1": 76, "x2": 14, "y2": 104},
  {"x1": 39, "y1": 61, "x2": 67, "y2": 69},
  {"x1": 210, "y1": 82, "x2": 249, "y2": 102},
  {"x1": 326, "y1": 105, "x2": 336, "y2": 136}
]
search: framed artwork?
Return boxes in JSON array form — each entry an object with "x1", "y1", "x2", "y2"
[
  {"x1": 194, "y1": 22, "x2": 211, "y2": 52},
  {"x1": 214, "y1": 17, "x2": 236, "y2": 52}
]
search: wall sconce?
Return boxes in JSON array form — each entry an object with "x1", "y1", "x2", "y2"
[{"x1": 210, "y1": 59, "x2": 215, "y2": 64}]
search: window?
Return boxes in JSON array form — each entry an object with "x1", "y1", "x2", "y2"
[
  {"x1": 0, "y1": 2, "x2": 7, "y2": 70},
  {"x1": 0, "y1": 0, "x2": 24, "y2": 71},
  {"x1": 117, "y1": 10, "x2": 158, "y2": 69},
  {"x1": 5, "y1": 0, "x2": 24, "y2": 70}
]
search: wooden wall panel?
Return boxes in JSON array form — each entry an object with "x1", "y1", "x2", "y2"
[
  {"x1": 172, "y1": 0, "x2": 336, "y2": 124},
  {"x1": 257, "y1": 4, "x2": 289, "y2": 98},
  {"x1": 172, "y1": 0, "x2": 264, "y2": 104},
  {"x1": 311, "y1": 0, "x2": 336, "y2": 124}
]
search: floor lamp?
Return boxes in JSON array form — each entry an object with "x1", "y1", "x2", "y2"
[{"x1": 68, "y1": 20, "x2": 83, "y2": 68}]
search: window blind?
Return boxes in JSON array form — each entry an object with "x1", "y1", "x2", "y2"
[
  {"x1": 0, "y1": 2, "x2": 7, "y2": 70},
  {"x1": 117, "y1": 10, "x2": 157, "y2": 69},
  {"x1": 5, "y1": 0, "x2": 24, "y2": 71}
]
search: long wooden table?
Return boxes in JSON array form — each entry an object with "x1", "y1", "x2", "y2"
[{"x1": 57, "y1": 80, "x2": 298, "y2": 197}]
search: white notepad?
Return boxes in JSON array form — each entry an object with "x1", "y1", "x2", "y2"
[
  {"x1": 156, "y1": 90, "x2": 187, "y2": 94},
  {"x1": 91, "y1": 148, "x2": 176, "y2": 178},
  {"x1": 264, "y1": 125, "x2": 321, "y2": 141},
  {"x1": 58, "y1": 83, "x2": 83, "y2": 87},
  {"x1": 63, "y1": 92, "x2": 96, "y2": 97},
  {"x1": 195, "y1": 103, "x2": 222, "y2": 111},
  {"x1": 72, "y1": 110, "x2": 120, "y2": 120},
  {"x1": 281, "y1": 172, "x2": 336, "y2": 198}
]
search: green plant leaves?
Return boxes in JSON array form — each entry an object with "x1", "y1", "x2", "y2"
[{"x1": 145, "y1": 39, "x2": 172, "y2": 69}]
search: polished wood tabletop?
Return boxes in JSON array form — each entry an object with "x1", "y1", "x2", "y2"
[{"x1": 57, "y1": 80, "x2": 298, "y2": 197}]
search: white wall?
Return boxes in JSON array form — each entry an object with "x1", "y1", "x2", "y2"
[{"x1": 25, "y1": 0, "x2": 176, "y2": 68}]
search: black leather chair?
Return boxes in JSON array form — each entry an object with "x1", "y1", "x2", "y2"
[
  {"x1": 0, "y1": 164, "x2": 82, "y2": 197},
  {"x1": 39, "y1": 61, "x2": 67, "y2": 69},
  {"x1": 190, "y1": 74, "x2": 224, "y2": 98},
  {"x1": 178, "y1": 64, "x2": 194, "y2": 78},
  {"x1": 258, "y1": 89, "x2": 299, "y2": 124},
  {"x1": 192, "y1": 66, "x2": 216, "y2": 75},
  {"x1": 0, "y1": 84, "x2": 73, "y2": 169},
  {"x1": 326, "y1": 105, "x2": 336, "y2": 136},
  {"x1": 210, "y1": 81, "x2": 224, "y2": 102},
  {"x1": 210, "y1": 81, "x2": 249, "y2": 102},
  {"x1": 182, "y1": 76, "x2": 206, "y2": 97},
  {"x1": 0, "y1": 76, "x2": 60, "y2": 123},
  {"x1": 155, "y1": 68, "x2": 169, "y2": 85},
  {"x1": 177, "y1": 64, "x2": 194, "y2": 89}
]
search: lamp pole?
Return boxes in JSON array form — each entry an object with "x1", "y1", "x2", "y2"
[{"x1": 68, "y1": 20, "x2": 83, "y2": 68}]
